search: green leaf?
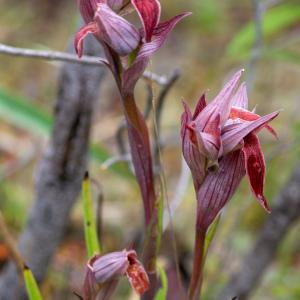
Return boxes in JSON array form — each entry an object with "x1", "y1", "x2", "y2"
[
  {"x1": 0, "y1": 87, "x2": 132, "y2": 178},
  {"x1": 204, "y1": 214, "x2": 221, "y2": 256},
  {"x1": 228, "y1": 4, "x2": 300, "y2": 58},
  {"x1": 154, "y1": 264, "x2": 168, "y2": 300},
  {"x1": 82, "y1": 172, "x2": 101, "y2": 257},
  {"x1": 23, "y1": 266, "x2": 43, "y2": 300},
  {"x1": 0, "y1": 88, "x2": 51, "y2": 136}
]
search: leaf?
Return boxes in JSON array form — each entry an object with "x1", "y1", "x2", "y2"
[
  {"x1": 82, "y1": 172, "x2": 101, "y2": 257},
  {"x1": 23, "y1": 266, "x2": 43, "y2": 300},
  {"x1": 204, "y1": 214, "x2": 221, "y2": 256},
  {"x1": 154, "y1": 264, "x2": 168, "y2": 300},
  {"x1": 0, "y1": 88, "x2": 51, "y2": 136},
  {"x1": 0, "y1": 87, "x2": 132, "y2": 178},
  {"x1": 227, "y1": 3, "x2": 300, "y2": 58}
]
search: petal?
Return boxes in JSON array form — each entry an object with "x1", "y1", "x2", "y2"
[
  {"x1": 242, "y1": 132, "x2": 270, "y2": 212},
  {"x1": 132, "y1": 0, "x2": 161, "y2": 42},
  {"x1": 122, "y1": 12, "x2": 190, "y2": 92},
  {"x1": 78, "y1": 0, "x2": 104, "y2": 23},
  {"x1": 135, "y1": 12, "x2": 191, "y2": 62},
  {"x1": 95, "y1": 3, "x2": 140, "y2": 56},
  {"x1": 191, "y1": 113, "x2": 221, "y2": 162},
  {"x1": 126, "y1": 261, "x2": 149, "y2": 295},
  {"x1": 222, "y1": 110, "x2": 279, "y2": 155},
  {"x1": 181, "y1": 101, "x2": 192, "y2": 138},
  {"x1": 196, "y1": 150, "x2": 246, "y2": 230},
  {"x1": 83, "y1": 266, "x2": 98, "y2": 300},
  {"x1": 231, "y1": 82, "x2": 248, "y2": 109},
  {"x1": 181, "y1": 102, "x2": 206, "y2": 190},
  {"x1": 91, "y1": 251, "x2": 130, "y2": 283},
  {"x1": 230, "y1": 106, "x2": 278, "y2": 139},
  {"x1": 192, "y1": 94, "x2": 207, "y2": 120},
  {"x1": 194, "y1": 69, "x2": 244, "y2": 129},
  {"x1": 74, "y1": 22, "x2": 99, "y2": 58}
]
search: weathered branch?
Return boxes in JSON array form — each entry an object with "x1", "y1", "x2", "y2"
[
  {"x1": 0, "y1": 35, "x2": 105, "y2": 299},
  {"x1": 0, "y1": 43, "x2": 168, "y2": 85},
  {"x1": 217, "y1": 161, "x2": 300, "y2": 300}
]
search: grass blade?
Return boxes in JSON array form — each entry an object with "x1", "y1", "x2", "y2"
[
  {"x1": 154, "y1": 264, "x2": 168, "y2": 300},
  {"x1": 0, "y1": 87, "x2": 132, "y2": 177},
  {"x1": 82, "y1": 172, "x2": 101, "y2": 257},
  {"x1": 23, "y1": 265, "x2": 43, "y2": 300},
  {"x1": 0, "y1": 88, "x2": 51, "y2": 136}
]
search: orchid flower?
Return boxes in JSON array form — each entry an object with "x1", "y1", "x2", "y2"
[
  {"x1": 83, "y1": 249, "x2": 149, "y2": 300},
  {"x1": 181, "y1": 69, "x2": 279, "y2": 230},
  {"x1": 75, "y1": 0, "x2": 190, "y2": 90},
  {"x1": 181, "y1": 70, "x2": 279, "y2": 300}
]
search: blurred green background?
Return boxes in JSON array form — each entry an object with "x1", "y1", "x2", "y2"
[{"x1": 1, "y1": 0, "x2": 300, "y2": 299}]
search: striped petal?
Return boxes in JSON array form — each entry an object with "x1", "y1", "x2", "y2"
[
  {"x1": 132, "y1": 0, "x2": 161, "y2": 42},
  {"x1": 95, "y1": 3, "x2": 140, "y2": 56},
  {"x1": 222, "y1": 111, "x2": 279, "y2": 155},
  {"x1": 74, "y1": 22, "x2": 99, "y2": 58},
  {"x1": 242, "y1": 132, "x2": 270, "y2": 212}
]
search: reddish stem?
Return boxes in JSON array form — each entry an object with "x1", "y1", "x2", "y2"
[{"x1": 188, "y1": 228, "x2": 206, "y2": 300}]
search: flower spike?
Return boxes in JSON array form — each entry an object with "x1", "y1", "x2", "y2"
[{"x1": 181, "y1": 69, "x2": 279, "y2": 230}]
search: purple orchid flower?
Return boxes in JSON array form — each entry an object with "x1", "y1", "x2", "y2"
[
  {"x1": 83, "y1": 249, "x2": 149, "y2": 300},
  {"x1": 181, "y1": 69, "x2": 279, "y2": 230},
  {"x1": 75, "y1": 0, "x2": 190, "y2": 89}
]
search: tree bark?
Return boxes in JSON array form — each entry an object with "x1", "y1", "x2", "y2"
[
  {"x1": 217, "y1": 162, "x2": 300, "y2": 300},
  {"x1": 0, "y1": 35, "x2": 105, "y2": 299}
]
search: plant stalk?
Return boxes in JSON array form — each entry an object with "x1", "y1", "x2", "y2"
[
  {"x1": 122, "y1": 92, "x2": 156, "y2": 225},
  {"x1": 188, "y1": 228, "x2": 206, "y2": 300}
]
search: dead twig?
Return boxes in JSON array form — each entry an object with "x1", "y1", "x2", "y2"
[
  {"x1": 0, "y1": 43, "x2": 168, "y2": 85},
  {"x1": 153, "y1": 69, "x2": 181, "y2": 170},
  {"x1": 0, "y1": 211, "x2": 24, "y2": 274}
]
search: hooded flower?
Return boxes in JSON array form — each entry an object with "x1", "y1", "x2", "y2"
[
  {"x1": 83, "y1": 249, "x2": 149, "y2": 299},
  {"x1": 75, "y1": 0, "x2": 190, "y2": 89},
  {"x1": 181, "y1": 70, "x2": 279, "y2": 230}
]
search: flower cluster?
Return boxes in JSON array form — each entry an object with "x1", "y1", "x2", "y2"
[
  {"x1": 75, "y1": 0, "x2": 190, "y2": 92},
  {"x1": 181, "y1": 69, "x2": 279, "y2": 230}
]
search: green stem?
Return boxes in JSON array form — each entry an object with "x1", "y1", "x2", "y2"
[{"x1": 188, "y1": 228, "x2": 206, "y2": 300}]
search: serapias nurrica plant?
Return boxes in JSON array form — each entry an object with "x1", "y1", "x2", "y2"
[
  {"x1": 181, "y1": 69, "x2": 279, "y2": 299},
  {"x1": 74, "y1": 0, "x2": 190, "y2": 297},
  {"x1": 75, "y1": 0, "x2": 190, "y2": 226},
  {"x1": 83, "y1": 249, "x2": 149, "y2": 300}
]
